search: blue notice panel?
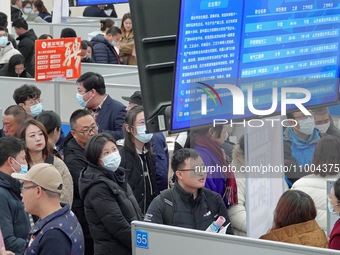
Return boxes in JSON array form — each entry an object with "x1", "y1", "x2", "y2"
[
  {"x1": 171, "y1": 0, "x2": 340, "y2": 132},
  {"x1": 135, "y1": 229, "x2": 149, "y2": 249}
]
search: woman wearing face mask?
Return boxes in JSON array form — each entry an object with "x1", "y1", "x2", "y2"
[
  {"x1": 79, "y1": 133, "x2": 142, "y2": 255},
  {"x1": 329, "y1": 178, "x2": 340, "y2": 250},
  {"x1": 91, "y1": 26, "x2": 121, "y2": 64},
  {"x1": 119, "y1": 106, "x2": 159, "y2": 216},
  {"x1": 291, "y1": 136, "x2": 340, "y2": 234},
  {"x1": 17, "y1": 119, "x2": 73, "y2": 206},
  {"x1": 0, "y1": 54, "x2": 31, "y2": 77}
]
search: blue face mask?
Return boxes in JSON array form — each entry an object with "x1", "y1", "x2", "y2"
[
  {"x1": 134, "y1": 125, "x2": 153, "y2": 143},
  {"x1": 328, "y1": 200, "x2": 336, "y2": 214},
  {"x1": 30, "y1": 103, "x2": 43, "y2": 117},
  {"x1": 24, "y1": 8, "x2": 32, "y2": 13},
  {"x1": 76, "y1": 92, "x2": 92, "y2": 108},
  {"x1": 12, "y1": 158, "x2": 28, "y2": 174},
  {"x1": 101, "y1": 151, "x2": 121, "y2": 172},
  {"x1": 0, "y1": 36, "x2": 8, "y2": 47}
]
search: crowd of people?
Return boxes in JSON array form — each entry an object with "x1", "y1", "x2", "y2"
[
  {"x1": 1, "y1": 3, "x2": 340, "y2": 255},
  {"x1": 0, "y1": 4, "x2": 136, "y2": 79}
]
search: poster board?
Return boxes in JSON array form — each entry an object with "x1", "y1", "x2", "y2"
[{"x1": 35, "y1": 37, "x2": 82, "y2": 82}]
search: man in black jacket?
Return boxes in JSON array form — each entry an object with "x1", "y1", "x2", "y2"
[
  {"x1": 11, "y1": 0, "x2": 23, "y2": 21},
  {"x1": 144, "y1": 148, "x2": 233, "y2": 234},
  {"x1": 12, "y1": 18, "x2": 37, "y2": 77},
  {"x1": 63, "y1": 109, "x2": 98, "y2": 255}
]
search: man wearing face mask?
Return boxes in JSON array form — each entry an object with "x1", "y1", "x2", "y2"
[
  {"x1": 312, "y1": 107, "x2": 340, "y2": 139},
  {"x1": 91, "y1": 26, "x2": 122, "y2": 64},
  {"x1": 0, "y1": 27, "x2": 21, "y2": 69},
  {"x1": 76, "y1": 72, "x2": 126, "y2": 140},
  {"x1": 284, "y1": 110, "x2": 320, "y2": 186},
  {"x1": 13, "y1": 84, "x2": 43, "y2": 117},
  {"x1": 0, "y1": 137, "x2": 30, "y2": 254}
]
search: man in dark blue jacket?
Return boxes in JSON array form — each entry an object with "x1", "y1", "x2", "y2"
[
  {"x1": 0, "y1": 137, "x2": 30, "y2": 254},
  {"x1": 91, "y1": 26, "x2": 121, "y2": 64},
  {"x1": 122, "y1": 91, "x2": 169, "y2": 191},
  {"x1": 76, "y1": 72, "x2": 126, "y2": 140}
]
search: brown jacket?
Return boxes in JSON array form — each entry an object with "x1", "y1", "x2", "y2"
[
  {"x1": 260, "y1": 220, "x2": 328, "y2": 248},
  {"x1": 119, "y1": 31, "x2": 137, "y2": 65}
]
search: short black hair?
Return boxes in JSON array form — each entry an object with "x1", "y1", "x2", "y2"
[
  {"x1": 0, "y1": 26, "x2": 7, "y2": 33},
  {"x1": 0, "y1": 137, "x2": 25, "y2": 167},
  {"x1": 36, "y1": 111, "x2": 61, "y2": 134},
  {"x1": 85, "y1": 133, "x2": 117, "y2": 166},
  {"x1": 76, "y1": 72, "x2": 106, "y2": 95},
  {"x1": 13, "y1": 84, "x2": 41, "y2": 105},
  {"x1": 38, "y1": 34, "x2": 53, "y2": 39},
  {"x1": 81, "y1": 40, "x2": 88, "y2": 50},
  {"x1": 60, "y1": 27, "x2": 77, "y2": 38},
  {"x1": 4, "y1": 105, "x2": 27, "y2": 124},
  {"x1": 69, "y1": 109, "x2": 92, "y2": 129},
  {"x1": 106, "y1": 26, "x2": 121, "y2": 36},
  {"x1": 0, "y1": 12, "x2": 8, "y2": 28},
  {"x1": 12, "y1": 18, "x2": 28, "y2": 30},
  {"x1": 171, "y1": 148, "x2": 200, "y2": 173}
]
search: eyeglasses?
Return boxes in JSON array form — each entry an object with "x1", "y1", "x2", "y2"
[
  {"x1": 177, "y1": 165, "x2": 207, "y2": 176},
  {"x1": 20, "y1": 185, "x2": 38, "y2": 192},
  {"x1": 25, "y1": 98, "x2": 43, "y2": 106},
  {"x1": 72, "y1": 124, "x2": 98, "y2": 136}
]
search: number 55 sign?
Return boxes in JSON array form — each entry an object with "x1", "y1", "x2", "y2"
[{"x1": 135, "y1": 230, "x2": 149, "y2": 249}]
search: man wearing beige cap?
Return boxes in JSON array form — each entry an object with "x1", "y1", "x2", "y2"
[{"x1": 9, "y1": 163, "x2": 84, "y2": 255}]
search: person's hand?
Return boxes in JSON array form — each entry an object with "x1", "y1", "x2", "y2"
[{"x1": 0, "y1": 247, "x2": 14, "y2": 255}]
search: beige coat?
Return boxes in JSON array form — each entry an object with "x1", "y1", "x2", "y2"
[{"x1": 53, "y1": 156, "x2": 74, "y2": 206}]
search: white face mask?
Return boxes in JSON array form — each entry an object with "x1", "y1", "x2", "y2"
[
  {"x1": 134, "y1": 125, "x2": 153, "y2": 143},
  {"x1": 100, "y1": 151, "x2": 121, "y2": 172},
  {"x1": 298, "y1": 117, "x2": 315, "y2": 135},
  {"x1": 315, "y1": 122, "x2": 330, "y2": 134}
]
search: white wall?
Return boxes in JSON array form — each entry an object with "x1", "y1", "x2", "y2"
[{"x1": 44, "y1": 0, "x2": 130, "y2": 18}]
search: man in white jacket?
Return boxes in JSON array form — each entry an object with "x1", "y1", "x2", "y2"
[{"x1": 0, "y1": 27, "x2": 21, "y2": 68}]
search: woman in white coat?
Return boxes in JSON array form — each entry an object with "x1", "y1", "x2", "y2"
[
  {"x1": 227, "y1": 135, "x2": 247, "y2": 236},
  {"x1": 291, "y1": 135, "x2": 340, "y2": 233}
]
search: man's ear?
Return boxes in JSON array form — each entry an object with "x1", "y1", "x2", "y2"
[
  {"x1": 175, "y1": 171, "x2": 182, "y2": 180},
  {"x1": 70, "y1": 130, "x2": 76, "y2": 139}
]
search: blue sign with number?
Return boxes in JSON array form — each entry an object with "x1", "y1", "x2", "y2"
[{"x1": 135, "y1": 230, "x2": 149, "y2": 249}]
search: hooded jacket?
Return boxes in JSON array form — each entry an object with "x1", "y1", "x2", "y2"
[
  {"x1": 79, "y1": 164, "x2": 142, "y2": 255},
  {"x1": 260, "y1": 220, "x2": 327, "y2": 248},
  {"x1": 91, "y1": 34, "x2": 120, "y2": 64},
  {"x1": 16, "y1": 29, "x2": 37, "y2": 77},
  {"x1": 0, "y1": 42, "x2": 21, "y2": 65},
  {"x1": 0, "y1": 171, "x2": 30, "y2": 254},
  {"x1": 283, "y1": 127, "x2": 320, "y2": 184}
]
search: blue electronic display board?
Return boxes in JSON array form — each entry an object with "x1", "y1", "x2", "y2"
[
  {"x1": 77, "y1": 0, "x2": 128, "y2": 6},
  {"x1": 171, "y1": 0, "x2": 340, "y2": 131}
]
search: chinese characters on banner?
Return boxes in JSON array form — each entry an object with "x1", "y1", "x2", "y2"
[{"x1": 35, "y1": 37, "x2": 81, "y2": 82}]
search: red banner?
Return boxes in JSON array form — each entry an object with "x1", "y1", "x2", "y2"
[{"x1": 35, "y1": 37, "x2": 82, "y2": 82}]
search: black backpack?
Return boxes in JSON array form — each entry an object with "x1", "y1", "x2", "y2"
[{"x1": 160, "y1": 188, "x2": 219, "y2": 225}]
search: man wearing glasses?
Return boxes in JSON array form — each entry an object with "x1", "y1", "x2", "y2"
[
  {"x1": 10, "y1": 163, "x2": 84, "y2": 255},
  {"x1": 0, "y1": 137, "x2": 29, "y2": 254},
  {"x1": 144, "y1": 148, "x2": 233, "y2": 234},
  {"x1": 63, "y1": 109, "x2": 98, "y2": 255},
  {"x1": 13, "y1": 84, "x2": 43, "y2": 117}
]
